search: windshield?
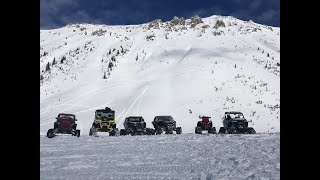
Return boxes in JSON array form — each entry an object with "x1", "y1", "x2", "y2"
[
  {"x1": 157, "y1": 116, "x2": 174, "y2": 121},
  {"x1": 58, "y1": 114, "x2": 75, "y2": 119},
  {"x1": 95, "y1": 110, "x2": 114, "y2": 120},
  {"x1": 227, "y1": 113, "x2": 244, "y2": 119},
  {"x1": 128, "y1": 117, "x2": 143, "y2": 122}
]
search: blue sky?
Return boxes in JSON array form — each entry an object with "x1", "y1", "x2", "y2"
[{"x1": 40, "y1": 0, "x2": 279, "y2": 29}]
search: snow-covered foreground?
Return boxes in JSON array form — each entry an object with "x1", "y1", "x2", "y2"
[{"x1": 40, "y1": 133, "x2": 280, "y2": 180}]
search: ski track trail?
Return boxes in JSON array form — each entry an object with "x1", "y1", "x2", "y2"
[
  {"x1": 136, "y1": 84, "x2": 147, "y2": 116},
  {"x1": 40, "y1": 66, "x2": 191, "y2": 126},
  {"x1": 116, "y1": 85, "x2": 149, "y2": 128},
  {"x1": 40, "y1": 83, "x2": 138, "y2": 123}
]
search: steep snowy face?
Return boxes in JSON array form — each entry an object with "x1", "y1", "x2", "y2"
[{"x1": 40, "y1": 15, "x2": 280, "y2": 134}]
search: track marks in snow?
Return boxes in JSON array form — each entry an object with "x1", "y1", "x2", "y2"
[
  {"x1": 116, "y1": 85, "x2": 149, "y2": 128},
  {"x1": 40, "y1": 83, "x2": 139, "y2": 125},
  {"x1": 136, "y1": 85, "x2": 147, "y2": 116}
]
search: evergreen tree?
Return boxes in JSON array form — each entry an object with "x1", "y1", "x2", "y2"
[
  {"x1": 60, "y1": 56, "x2": 66, "y2": 63},
  {"x1": 52, "y1": 58, "x2": 56, "y2": 65},
  {"x1": 46, "y1": 62, "x2": 50, "y2": 71},
  {"x1": 103, "y1": 72, "x2": 107, "y2": 79}
]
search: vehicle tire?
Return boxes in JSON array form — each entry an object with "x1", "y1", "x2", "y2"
[
  {"x1": 109, "y1": 130, "x2": 115, "y2": 136},
  {"x1": 156, "y1": 129, "x2": 162, "y2": 135},
  {"x1": 120, "y1": 129, "x2": 126, "y2": 136},
  {"x1": 248, "y1": 127, "x2": 256, "y2": 134},
  {"x1": 176, "y1": 127, "x2": 182, "y2": 134},
  {"x1": 150, "y1": 129, "x2": 156, "y2": 135},
  {"x1": 195, "y1": 127, "x2": 202, "y2": 134},
  {"x1": 76, "y1": 130, "x2": 80, "y2": 137},
  {"x1": 218, "y1": 127, "x2": 226, "y2": 134},
  {"x1": 227, "y1": 129, "x2": 236, "y2": 134},
  {"x1": 145, "y1": 128, "x2": 153, "y2": 135},
  {"x1": 209, "y1": 127, "x2": 216, "y2": 134},
  {"x1": 47, "y1": 129, "x2": 55, "y2": 138}
]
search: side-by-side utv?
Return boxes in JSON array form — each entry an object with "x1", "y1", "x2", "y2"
[
  {"x1": 152, "y1": 116, "x2": 182, "y2": 135},
  {"x1": 195, "y1": 116, "x2": 216, "y2": 134},
  {"x1": 120, "y1": 116, "x2": 155, "y2": 136},
  {"x1": 47, "y1": 113, "x2": 80, "y2": 138},
  {"x1": 89, "y1": 107, "x2": 119, "y2": 136},
  {"x1": 218, "y1": 111, "x2": 256, "y2": 134}
]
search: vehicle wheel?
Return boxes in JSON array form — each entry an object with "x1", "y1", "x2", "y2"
[
  {"x1": 145, "y1": 128, "x2": 152, "y2": 135},
  {"x1": 120, "y1": 129, "x2": 126, "y2": 136},
  {"x1": 209, "y1": 127, "x2": 216, "y2": 134},
  {"x1": 109, "y1": 131, "x2": 115, "y2": 136},
  {"x1": 218, "y1": 127, "x2": 226, "y2": 134},
  {"x1": 248, "y1": 127, "x2": 256, "y2": 134},
  {"x1": 76, "y1": 130, "x2": 80, "y2": 137},
  {"x1": 176, "y1": 127, "x2": 182, "y2": 134},
  {"x1": 47, "y1": 129, "x2": 55, "y2": 138},
  {"x1": 156, "y1": 129, "x2": 162, "y2": 135},
  {"x1": 195, "y1": 127, "x2": 202, "y2": 134},
  {"x1": 150, "y1": 129, "x2": 156, "y2": 135},
  {"x1": 227, "y1": 129, "x2": 236, "y2": 134}
]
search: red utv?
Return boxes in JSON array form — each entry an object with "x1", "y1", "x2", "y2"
[
  {"x1": 47, "y1": 113, "x2": 80, "y2": 138},
  {"x1": 195, "y1": 116, "x2": 216, "y2": 134}
]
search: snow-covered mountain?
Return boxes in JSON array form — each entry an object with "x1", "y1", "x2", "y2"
[{"x1": 40, "y1": 15, "x2": 280, "y2": 135}]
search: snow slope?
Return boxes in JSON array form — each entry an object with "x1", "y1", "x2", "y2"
[
  {"x1": 40, "y1": 15, "x2": 280, "y2": 135},
  {"x1": 40, "y1": 133, "x2": 280, "y2": 180}
]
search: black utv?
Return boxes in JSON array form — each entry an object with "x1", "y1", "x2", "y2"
[
  {"x1": 218, "y1": 111, "x2": 256, "y2": 134},
  {"x1": 152, "y1": 116, "x2": 182, "y2": 135},
  {"x1": 120, "y1": 116, "x2": 155, "y2": 136}
]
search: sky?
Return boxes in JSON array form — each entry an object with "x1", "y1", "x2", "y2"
[{"x1": 40, "y1": 0, "x2": 280, "y2": 29}]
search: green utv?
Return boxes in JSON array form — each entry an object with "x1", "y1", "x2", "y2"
[
  {"x1": 218, "y1": 111, "x2": 256, "y2": 134},
  {"x1": 89, "y1": 107, "x2": 119, "y2": 136}
]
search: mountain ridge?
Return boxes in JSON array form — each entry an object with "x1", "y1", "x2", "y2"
[{"x1": 40, "y1": 15, "x2": 280, "y2": 134}]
